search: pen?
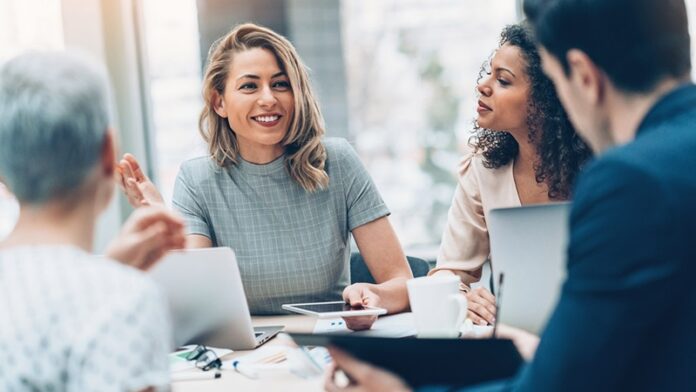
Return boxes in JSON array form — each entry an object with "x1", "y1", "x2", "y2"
[
  {"x1": 492, "y1": 272, "x2": 504, "y2": 338},
  {"x1": 171, "y1": 371, "x2": 222, "y2": 382},
  {"x1": 232, "y1": 360, "x2": 259, "y2": 379}
]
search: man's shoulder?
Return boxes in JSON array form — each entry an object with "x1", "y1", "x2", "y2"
[
  {"x1": 0, "y1": 246, "x2": 163, "y2": 320},
  {"x1": 587, "y1": 114, "x2": 696, "y2": 200}
]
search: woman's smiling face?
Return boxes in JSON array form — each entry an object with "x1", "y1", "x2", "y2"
[{"x1": 214, "y1": 47, "x2": 295, "y2": 161}]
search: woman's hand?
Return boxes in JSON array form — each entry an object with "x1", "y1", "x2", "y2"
[
  {"x1": 115, "y1": 153, "x2": 164, "y2": 207},
  {"x1": 105, "y1": 206, "x2": 186, "y2": 270},
  {"x1": 466, "y1": 287, "x2": 497, "y2": 325},
  {"x1": 341, "y1": 283, "x2": 381, "y2": 331}
]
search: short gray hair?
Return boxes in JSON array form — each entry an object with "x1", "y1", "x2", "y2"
[{"x1": 0, "y1": 51, "x2": 111, "y2": 203}]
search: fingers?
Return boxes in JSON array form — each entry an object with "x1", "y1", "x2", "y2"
[
  {"x1": 324, "y1": 363, "x2": 340, "y2": 392},
  {"x1": 123, "y1": 153, "x2": 146, "y2": 182},
  {"x1": 468, "y1": 301, "x2": 495, "y2": 325},
  {"x1": 466, "y1": 288, "x2": 497, "y2": 325},
  {"x1": 324, "y1": 363, "x2": 357, "y2": 392},
  {"x1": 467, "y1": 310, "x2": 488, "y2": 326},
  {"x1": 133, "y1": 221, "x2": 169, "y2": 269},
  {"x1": 343, "y1": 315, "x2": 378, "y2": 331},
  {"x1": 126, "y1": 178, "x2": 146, "y2": 205},
  {"x1": 115, "y1": 165, "x2": 127, "y2": 191},
  {"x1": 477, "y1": 287, "x2": 496, "y2": 304},
  {"x1": 342, "y1": 285, "x2": 365, "y2": 307},
  {"x1": 328, "y1": 347, "x2": 373, "y2": 386}
]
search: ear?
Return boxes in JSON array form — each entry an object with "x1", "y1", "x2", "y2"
[
  {"x1": 101, "y1": 128, "x2": 116, "y2": 177},
  {"x1": 566, "y1": 49, "x2": 607, "y2": 106},
  {"x1": 212, "y1": 91, "x2": 228, "y2": 118}
]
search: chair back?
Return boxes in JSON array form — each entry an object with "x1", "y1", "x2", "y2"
[{"x1": 350, "y1": 252, "x2": 431, "y2": 284}]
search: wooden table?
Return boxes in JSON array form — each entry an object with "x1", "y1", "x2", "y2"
[{"x1": 172, "y1": 315, "x2": 323, "y2": 392}]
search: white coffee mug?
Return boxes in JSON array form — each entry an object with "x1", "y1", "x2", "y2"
[{"x1": 407, "y1": 275, "x2": 468, "y2": 338}]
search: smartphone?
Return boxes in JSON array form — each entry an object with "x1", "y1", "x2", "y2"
[{"x1": 281, "y1": 301, "x2": 387, "y2": 318}]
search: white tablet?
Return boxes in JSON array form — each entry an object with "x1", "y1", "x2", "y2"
[{"x1": 282, "y1": 301, "x2": 387, "y2": 318}]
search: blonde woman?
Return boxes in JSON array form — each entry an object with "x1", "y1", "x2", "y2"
[{"x1": 117, "y1": 23, "x2": 412, "y2": 330}]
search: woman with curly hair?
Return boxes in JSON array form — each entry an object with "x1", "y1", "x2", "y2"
[
  {"x1": 428, "y1": 23, "x2": 592, "y2": 325},
  {"x1": 116, "y1": 23, "x2": 412, "y2": 330}
]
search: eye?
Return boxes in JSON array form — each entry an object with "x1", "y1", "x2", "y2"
[
  {"x1": 497, "y1": 78, "x2": 511, "y2": 87},
  {"x1": 239, "y1": 82, "x2": 256, "y2": 91},
  {"x1": 272, "y1": 80, "x2": 291, "y2": 90}
]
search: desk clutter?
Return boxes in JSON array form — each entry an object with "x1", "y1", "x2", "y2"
[{"x1": 169, "y1": 336, "x2": 331, "y2": 383}]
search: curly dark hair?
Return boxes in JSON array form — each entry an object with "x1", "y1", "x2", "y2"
[{"x1": 470, "y1": 23, "x2": 591, "y2": 200}]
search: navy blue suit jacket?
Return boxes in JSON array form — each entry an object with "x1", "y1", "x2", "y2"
[{"x1": 432, "y1": 84, "x2": 696, "y2": 392}]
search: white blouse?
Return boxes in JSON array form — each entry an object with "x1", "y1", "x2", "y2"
[
  {"x1": 430, "y1": 146, "x2": 521, "y2": 290},
  {"x1": 0, "y1": 245, "x2": 172, "y2": 392}
]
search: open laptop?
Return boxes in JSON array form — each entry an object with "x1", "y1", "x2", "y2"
[
  {"x1": 488, "y1": 202, "x2": 571, "y2": 334},
  {"x1": 148, "y1": 247, "x2": 283, "y2": 350}
]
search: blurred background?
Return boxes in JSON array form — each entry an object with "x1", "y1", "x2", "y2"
[{"x1": 1, "y1": 0, "x2": 696, "y2": 259}]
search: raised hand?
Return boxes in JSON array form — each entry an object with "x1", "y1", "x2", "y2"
[
  {"x1": 105, "y1": 205, "x2": 186, "y2": 270},
  {"x1": 115, "y1": 153, "x2": 164, "y2": 207}
]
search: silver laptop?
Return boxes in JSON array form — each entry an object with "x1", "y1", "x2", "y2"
[
  {"x1": 148, "y1": 247, "x2": 283, "y2": 350},
  {"x1": 488, "y1": 202, "x2": 570, "y2": 334}
]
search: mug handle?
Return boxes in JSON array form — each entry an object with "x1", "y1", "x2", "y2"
[{"x1": 449, "y1": 294, "x2": 468, "y2": 332}]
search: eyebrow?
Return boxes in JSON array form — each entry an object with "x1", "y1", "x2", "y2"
[
  {"x1": 494, "y1": 67, "x2": 516, "y2": 78},
  {"x1": 236, "y1": 71, "x2": 287, "y2": 81}
]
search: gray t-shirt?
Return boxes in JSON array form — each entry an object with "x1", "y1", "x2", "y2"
[{"x1": 172, "y1": 137, "x2": 389, "y2": 314}]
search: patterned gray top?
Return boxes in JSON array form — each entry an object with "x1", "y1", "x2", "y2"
[
  {"x1": 0, "y1": 246, "x2": 171, "y2": 392},
  {"x1": 172, "y1": 138, "x2": 389, "y2": 314}
]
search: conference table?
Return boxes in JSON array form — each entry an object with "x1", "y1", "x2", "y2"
[
  {"x1": 171, "y1": 313, "x2": 494, "y2": 391},
  {"x1": 172, "y1": 315, "x2": 324, "y2": 391}
]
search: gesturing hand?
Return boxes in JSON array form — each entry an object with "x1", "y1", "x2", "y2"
[
  {"x1": 115, "y1": 153, "x2": 164, "y2": 207},
  {"x1": 105, "y1": 206, "x2": 186, "y2": 270}
]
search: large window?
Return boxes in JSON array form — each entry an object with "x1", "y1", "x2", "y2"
[
  {"x1": 5, "y1": 0, "x2": 696, "y2": 245},
  {"x1": 141, "y1": 0, "x2": 206, "y2": 206},
  {"x1": 0, "y1": 0, "x2": 64, "y2": 239},
  {"x1": 342, "y1": 0, "x2": 518, "y2": 254}
]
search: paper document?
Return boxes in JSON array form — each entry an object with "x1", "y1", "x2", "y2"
[
  {"x1": 313, "y1": 312, "x2": 493, "y2": 338},
  {"x1": 313, "y1": 312, "x2": 417, "y2": 337}
]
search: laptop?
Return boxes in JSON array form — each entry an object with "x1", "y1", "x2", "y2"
[
  {"x1": 148, "y1": 247, "x2": 283, "y2": 350},
  {"x1": 488, "y1": 202, "x2": 570, "y2": 334}
]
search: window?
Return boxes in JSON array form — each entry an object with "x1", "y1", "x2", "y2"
[
  {"x1": 141, "y1": 0, "x2": 206, "y2": 206},
  {"x1": 342, "y1": 0, "x2": 518, "y2": 255},
  {"x1": 0, "y1": 0, "x2": 64, "y2": 240}
]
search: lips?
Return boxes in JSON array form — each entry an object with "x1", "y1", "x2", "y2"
[
  {"x1": 477, "y1": 100, "x2": 492, "y2": 112},
  {"x1": 251, "y1": 113, "x2": 283, "y2": 127}
]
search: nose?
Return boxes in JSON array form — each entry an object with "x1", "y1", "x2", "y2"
[
  {"x1": 477, "y1": 75, "x2": 493, "y2": 97},
  {"x1": 257, "y1": 85, "x2": 277, "y2": 108}
]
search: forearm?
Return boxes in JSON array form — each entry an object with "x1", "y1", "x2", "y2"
[{"x1": 370, "y1": 276, "x2": 411, "y2": 313}]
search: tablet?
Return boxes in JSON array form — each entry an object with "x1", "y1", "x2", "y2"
[
  {"x1": 290, "y1": 333, "x2": 523, "y2": 388},
  {"x1": 282, "y1": 301, "x2": 387, "y2": 318}
]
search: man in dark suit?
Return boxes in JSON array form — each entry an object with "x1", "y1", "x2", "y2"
[{"x1": 325, "y1": 0, "x2": 696, "y2": 391}]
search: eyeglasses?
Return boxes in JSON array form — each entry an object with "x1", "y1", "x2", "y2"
[{"x1": 185, "y1": 345, "x2": 222, "y2": 371}]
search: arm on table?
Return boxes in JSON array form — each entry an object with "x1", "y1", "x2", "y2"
[{"x1": 342, "y1": 216, "x2": 413, "y2": 330}]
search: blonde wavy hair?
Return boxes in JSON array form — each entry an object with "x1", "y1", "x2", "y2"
[{"x1": 199, "y1": 23, "x2": 328, "y2": 192}]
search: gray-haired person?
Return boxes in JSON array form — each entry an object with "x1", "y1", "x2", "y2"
[{"x1": 0, "y1": 51, "x2": 185, "y2": 391}]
